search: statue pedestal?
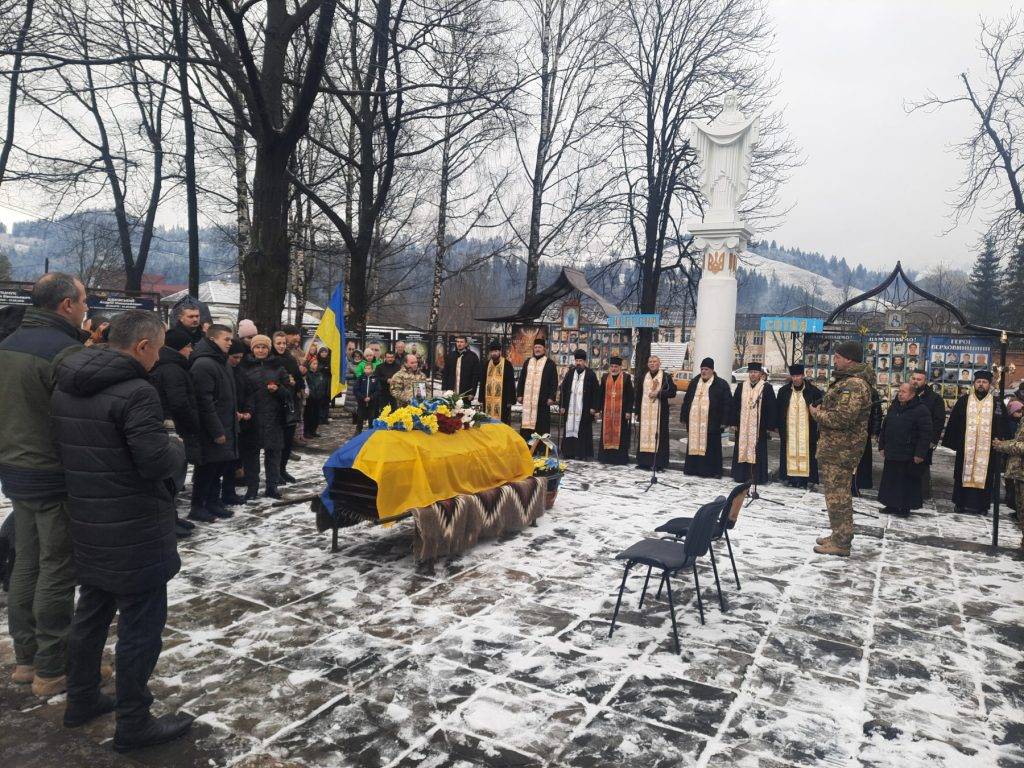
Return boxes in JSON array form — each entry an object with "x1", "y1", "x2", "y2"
[{"x1": 690, "y1": 222, "x2": 752, "y2": 376}]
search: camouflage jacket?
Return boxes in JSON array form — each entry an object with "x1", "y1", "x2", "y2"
[
  {"x1": 993, "y1": 417, "x2": 1024, "y2": 481},
  {"x1": 389, "y1": 368, "x2": 427, "y2": 406},
  {"x1": 812, "y1": 362, "x2": 875, "y2": 466}
]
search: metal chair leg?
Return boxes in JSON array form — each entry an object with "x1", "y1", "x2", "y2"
[
  {"x1": 639, "y1": 565, "x2": 653, "y2": 609},
  {"x1": 724, "y1": 528, "x2": 740, "y2": 590},
  {"x1": 609, "y1": 561, "x2": 632, "y2": 638},
  {"x1": 331, "y1": 524, "x2": 339, "y2": 553},
  {"x1": 692, "y1": 564, "x2": 705, "y2": 625},
  {"x1": 664, "y1": 570, "x2": 681, "y2": 654},
  {"x1": 709, "y1": 547, "x2": 726, "y2": 611},
  {"x1": 655, "y1": 572, "x2": 667, "y2": 600}
]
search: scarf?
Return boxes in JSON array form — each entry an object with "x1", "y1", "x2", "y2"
[
  {"x1": 639, "y1": 370, "x2": 664, "y2": 453},
  {"x1": 484, "y1": 357, "x2": 506, "y2": 420},
  {"x1": 785, "y1": 386, "x2": 811, "y2": 477},
  {"x1": 602, "y1": 373, "x2": 625, "y2": 449},
  {"x1": 521, "y1": 356, "x2": 547, "y2": 430},
  {"x1": 963, "y1": 391, "x2": 994, "y2": 489},
  {"x1": 737, "y1": 379, "x2": 765, "y2": 464},
  {"x1": 688, "y1": 377, "x2": 712, "y2": 456}
]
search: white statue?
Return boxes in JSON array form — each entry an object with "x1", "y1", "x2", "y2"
[{"x1": 691, "y1": 93, "x2": 759, "y2": 224}]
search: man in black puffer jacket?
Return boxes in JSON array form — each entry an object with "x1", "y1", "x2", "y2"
[
  {"x1": 52, "y1": 310, "x2": 192, "y2": 750},
  {"x1": 148, "y1": 327, "x2": 200, "y2": 537},
  {"x1": 188, "y1": 325, "x2": 238, "y2": 522}
]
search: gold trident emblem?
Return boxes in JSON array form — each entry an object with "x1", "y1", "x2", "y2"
[{"x1": 706, "y1": 251, "x2": 726, "y2": 273}]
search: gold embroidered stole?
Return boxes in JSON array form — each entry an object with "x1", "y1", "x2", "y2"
[
  {"x1": 639, "y1": 371, "x2": 663, "y2": 453},
  {"x1": 602, "y1": 373, "x2": 624, "y2": 449},
  {"x1": 485, "y1": 358, "x2": 505, "y2": 420},
  {"x1": 521, "y1": 356, "x2": 546, "y2": 430},
  {"x1": 737, "y1": 380, "x2": 764, "y2": 464},
  {"x1": 688, "y1": 378, "x2": 711, "y2": 456},
  {"x1": 963, "y1": 393, "x2": 994, "y2": 489},
  {"x1": 786, "y1": 387, "x2": 810, "y2": 478}
]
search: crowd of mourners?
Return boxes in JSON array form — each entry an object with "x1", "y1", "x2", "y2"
[{"x1": 0, "y1": 273, "x2": 334, "y2": 751}]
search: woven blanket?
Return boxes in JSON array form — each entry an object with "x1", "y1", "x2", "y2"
[{"x1": 412, "y1": 476, "x2": 545, "y2": 562}]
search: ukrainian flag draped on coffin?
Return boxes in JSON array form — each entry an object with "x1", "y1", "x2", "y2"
[{"x1": 314, "y1": 282, "x2": 347, "y2": 398}]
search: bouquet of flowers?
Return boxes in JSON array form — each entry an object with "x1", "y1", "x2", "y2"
[
  {"x1": 372, "y1": 390, "x2": 492, "y2": 435},
  {"x1": 532, "y1": 456, "x2": 567, "y2": 476}
]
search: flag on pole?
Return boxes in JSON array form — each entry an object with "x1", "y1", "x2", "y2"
[{"x1": 314, "y1": 282, "x2": 347, "y2": 398}]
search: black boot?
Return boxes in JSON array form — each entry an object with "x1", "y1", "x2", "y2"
[
  {"x1": 176, "y1": 516, "x2": 195, "y2": 530},
  {"x1": 174, "y1": 521, "x2": 192, "y2": 538},
  {"x1": 187, "y1": 506, "x2": 217, "y2": 523},
  {"x1": 64, "y1": 692, "x2": 116, "y2": 728},
  {"x1": 280, "y1": 470, "x2": 298, "y2": 484},
  {"x1": 207, "y1": 502, "x2": 234, "y2": 519},
  {"x1": 221, "y1": 493, "x2": 245, "y2": 506},
  {"x1": 113, "y1": 713, "x2": 194, "y2": 752},
  {"x1": 265, "y1": 487, "x2": 282, "y2": 500}
]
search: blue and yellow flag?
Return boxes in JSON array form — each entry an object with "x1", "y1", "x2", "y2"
[{"x1": 314, "y1": 282, "x2": 347, "y2": 398}]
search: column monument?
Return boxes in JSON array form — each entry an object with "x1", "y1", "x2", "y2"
[{"x1": 689, "y1": 94, "x2": 759, "y2": 377}]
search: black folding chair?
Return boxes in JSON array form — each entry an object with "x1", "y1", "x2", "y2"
[
  {"x1": 608, "y1": 502, "x2": 720, "y2": 654},
  {"x1": 655, "y1": 482, "x2": 751, "y2": 596}
]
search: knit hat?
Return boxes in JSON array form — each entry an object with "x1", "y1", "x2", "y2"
[
  {"x1": 834, "y1": 340, "x2": 863, "y2": 363},
  {"x1": 250, "y1": 334, "x2": 272, "y2": 349},
  {"x1": 488, "y1": 339, "x2": 502, "y2": 351},
  {"x1": 573, "y1": 349, "x2": 587, "y2": 360},
  {"x1": 747, "y1": 362, "x2": 763, "y2": 372},
  {"x1": 237, "y1": 319, "x2": 258, "y2": 338},
  {"x1": 228, "y1": 338, "x2": 247, "y2": 355},
  {"x1": 700, "y1": 357, "x2": 714, "y2": 370},
  {"x1": 164, "y1": 327, "x2": 193, "y2": 351},
  {"x1": 609, "y1": 356, "x2": 623, "y2": 365},
  {"x1": 1008, "y1": 400, "x2": 1023, "y2": 417},
  {"x1": 789, "y1": 364, "x2": 805, "y2": 375},
  {"x1": 974, "y1": 369, "x2": 993, "y2": 382}
]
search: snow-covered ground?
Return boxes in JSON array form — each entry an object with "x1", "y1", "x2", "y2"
[{"x1": 2, "y1": 456, "x2": 1022, "y2": 767}]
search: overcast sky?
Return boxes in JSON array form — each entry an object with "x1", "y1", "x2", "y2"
[
  {"x1": 767, "y1": 0, "x2": 1011, "y2": 271},
  {"x1": 0, "y1": 0, "x2": 1013, "y2": 274}
]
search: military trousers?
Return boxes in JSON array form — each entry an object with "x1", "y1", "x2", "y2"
[
  {"x1": 819, "y1": 461, "x2": 858, "y2": 549},
  {"x1": 8, "y1": 498, "x2": 76, "y2": 677}
]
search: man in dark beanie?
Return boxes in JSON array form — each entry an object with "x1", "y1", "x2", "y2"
[
  {"x1": 809, "y1": 340, "x2": 874, "y2": 556},
  {"x1": 148, "y1": 327, "x2": 201, "y2": 537}
]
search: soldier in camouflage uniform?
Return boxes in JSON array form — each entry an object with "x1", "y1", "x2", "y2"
[
  {"x1": 992, "y1": 411, "x2": 1024, "y2": 549},
  {"x1": 809, "y1": 340, "x2": 875, "y2": 556},
  {"x1": 389, "y1": 354, "x2": 428, "y2": 407}
]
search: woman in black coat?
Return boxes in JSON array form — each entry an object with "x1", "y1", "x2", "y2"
[
  {"x1": 240, "y1": 336, "x2": 291, "y2": 499},
  {"x1": 303, "y1": 357, "x2": 328, "y2": 438},
  {"x1": 878, "y1": 382, "x2": 933, "y2": 516},
  {"x1": 315, "y1": 347, "x2": 333, "y2": 423}
]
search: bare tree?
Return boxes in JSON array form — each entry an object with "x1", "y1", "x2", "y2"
[
  {"x1": 608, "y1": 0, "x2": 792, "y2": 370},
  {"x1": 0, "y1": 0, "x2": 34, "y2": 187},
  {"x1": 911, "y1": 10, "x2": 1024, "y2": 248},
  {"x1": 506, "y1": 0, "x2": 617, "y2": 302}
]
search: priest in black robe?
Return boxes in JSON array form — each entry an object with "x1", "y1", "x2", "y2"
[
  {"x1": 596, "y1": 356, "x2": 633, "y2": 464},
  {"x1": 941, "y1": 370, "x2": 1011, "y2": 514},
  {"x1": 775, "y1": 364, "x2": 823, "y2": 487},
  {"x1": 559, "y1": 349, "x2": 599, "y2": 459},
  {"x1": 516, "y1": 339, "x2": 558, "y2": 441},
  {"x1": 679, "y1": 357, "x2": 731, "y2": 478},
  {"x1": 729, "y1": 362, "x2": 776, "y2": 484},
  {"x1": 442, "y1": 335, "x2": 481, "y2": 404},
  {"x1": 479, "y1": 340, "x2": 516, "y2": 425},
  {"x1": 634, "y1": 355, "x2": 677, "y2": 470}
]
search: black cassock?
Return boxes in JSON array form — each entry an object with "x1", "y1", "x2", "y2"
[
  {"x1": 442, "y1": 349, "x2": 481, "y2": 404},
  {"x1": 597, "y1": 372, "x2": 634, "y2": 465},
  {"x1": 679, "y1": 374, "x2": 732, "y2": 478},
  {"x1": 775, "y1": 381, "x2": 823, "y2": 485},
  {"x1": 634, "y1": 370, "x2": 677, "y2": 470},
  {"x1": 853, "y1": 388, "x2": 882, "y2": 494},
  {"x1": 516, "y1": 355, "x2": 559, "y2": 440},
  {"x1": 478, "y1": 356, "x2": 517, "y2": 425},
  {"x1": 941, "y1": 392, "x2": 1011, "y2": 513},
  {"x1": 729, "y1": 381, "x2": 777, "y2": 484},
  {"x1": 559, "y1": 367, "x2": 599, "y2": 459}
]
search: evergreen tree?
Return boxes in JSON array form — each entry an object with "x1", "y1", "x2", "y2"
[
  {"x1": 965, "y1": 236, "x2": 1002, "y2": 326},
  {"x1": 1003, "y1": 241, "x2": 1024, "y2": 332},
  {"x1": 0, "y1": 249, "x2": 10, "y2": 282}
]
